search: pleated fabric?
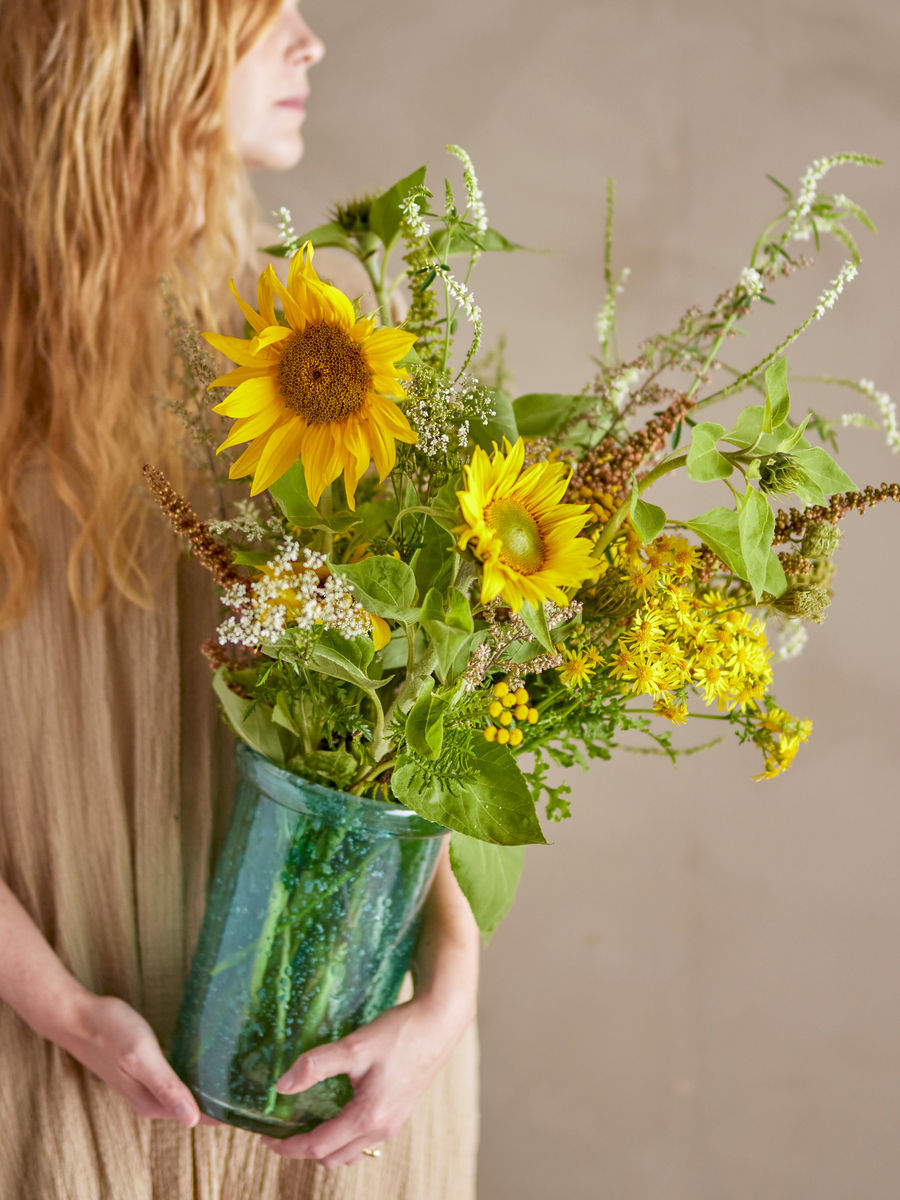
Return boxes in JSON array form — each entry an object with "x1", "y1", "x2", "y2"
[{"x1": 0, "y1": 468, "x2": 479, "y2": 1200}]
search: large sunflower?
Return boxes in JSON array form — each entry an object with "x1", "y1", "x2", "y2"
[
  {"x1": 204, "y1": 243, "x2": 417, "y2": 508},
  {"x1": 456, "y1": 438, "x2": 598, "y2": 612}
]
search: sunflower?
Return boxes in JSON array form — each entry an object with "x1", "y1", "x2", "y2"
[
  {"x1": 455, "y1": 438, "x2": 597, "y2": 612},
  {"x1": 204, "y1": 242, "x2": 417, "y2": 508}
]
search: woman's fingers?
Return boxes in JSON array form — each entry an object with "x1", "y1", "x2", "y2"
[
  {"x1": 261, "y1": 1081, "x2": 400, "y2": 1165},
  {"x1": 117, "y1": 1041, "x2": 201, "y2": 1128}
]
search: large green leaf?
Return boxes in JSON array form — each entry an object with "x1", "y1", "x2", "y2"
[
  {"x1": 404, "y1": 678, "x2": 449, "y2": 761},
  {"x1": 331, "y1": 555, "x2": 418, "y2": 622},
  {"x1": 738, "y1": 486, "x2": 776, "y2": 601},
  {"x1": 512, "y1": 393, "x2": 582, "y2": 437},
  {"x1": 368, "y1": 165, "x2": 428, "y2": 250},
  {"x1": 412, "y1": 519, "x2": 455, "y2": 599},
  {"x1": 471, "y1": 389, "x2": 518, "y2": 451},
  {"x1": 685, "y1": 506, "x2": 787, "y2": 597},
  {"x1": 791, "y1": 447, "x2": 856, "y2": 495},
  {"x1": 449, "y1": 833, "x2": 525, "y2": 942},
  {"x1": 764, "y1": 357, "x2": 791, "y2": 430},
  {"x1": 420, "y1": 587, "x2": 475, "y2": 683},
  {"x1": 212, "y1": 668, "x2": 291, "y2": 766},
  {"x1": 685, "y1": 422, "x2": 733, "y2": 481},
  {"x1": 268, "y1": 462, "x2": 359, "y2": 532},
  {"x1": 263, "y1": 221, "x2": 354, "y2": 257},
  {"x1": 307, "y1": 630, "x2": 386, "y2": 691},
  {"x1": 684, "y1": 507, "x2": 745, "y2": 579},
  {"x1": 391, "y1": 739, "x2": 546, "y2": 846}
]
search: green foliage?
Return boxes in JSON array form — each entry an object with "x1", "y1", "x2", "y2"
[
  {"x1": 368, "y1": 165, "x2": 428, "y2": 251},
  {"x1": 391, "y1": 737, "x2": 546, "y2": 846},
  {"x1": 512, "y1": 393, "x2": 582, "y2": 437},
  {"x1": 686, "y1": 422, "x2": 733, "y2": 481},
  {"x1": 628, "y1": 479, "x2": 667, "y2": 543},
  {"x1": 420, "y1": 587, "x2": 475, "y2": 683},
  {"x1": 404, "y1": 678, "x2": 449, "y2": 760},
  {"x1": 449, "y1": 834, "x2": 525, "y2": 942},
  {"x1": 330, "y1": 555, "x2": 418, "y2": 622}
]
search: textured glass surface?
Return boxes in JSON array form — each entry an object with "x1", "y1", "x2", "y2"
[{"x1": 170, "y1": 742, "x2": 446, "y2": 1137}]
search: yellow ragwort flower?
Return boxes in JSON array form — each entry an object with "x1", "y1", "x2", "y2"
[
  {"x1": 557, "y1": 649, "x2": 596, "y2": 689},
  {"x1": 455, "y1": 438, "x2": 597, "y2": 612},
  {"x1": 205, "y1": 242, "x2": 417, "y2": 507}
]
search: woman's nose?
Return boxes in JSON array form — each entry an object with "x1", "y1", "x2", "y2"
[{"x1": 288, "y1": 16, "x2": 325, "y2": 67}]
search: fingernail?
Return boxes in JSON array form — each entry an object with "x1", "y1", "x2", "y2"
[
  {"x1": 175, "y1": 1101, "x2": 197, "y2": 1126},
  {"x1": 277, "y1": 1075, "x2": 296, "y2": 1093}
]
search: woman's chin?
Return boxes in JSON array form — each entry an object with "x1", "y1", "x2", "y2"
[{"x1": 241, "y1": 134, "x2": 305, "y2": 172}]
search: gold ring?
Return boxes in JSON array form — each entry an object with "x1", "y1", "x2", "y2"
[{"x1": 362, "y1": 1147, "x2": 382, "y2": 1159}]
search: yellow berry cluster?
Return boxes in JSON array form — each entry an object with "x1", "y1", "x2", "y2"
[{"x1": 483, "y1": 681, "x2": 539, "y2": 746}]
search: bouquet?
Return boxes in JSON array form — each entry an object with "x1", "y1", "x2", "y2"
[{"x1": 153, "y1": 147, "x2": 898, "y2": 1131}]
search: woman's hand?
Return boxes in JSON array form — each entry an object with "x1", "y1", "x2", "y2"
[
  {"x1": 54, "y1": 992, "x2": 202, "y2": 1128},
  {"x1": 261, "y1": 990, "x2": 472, "y2": 1167},
  {"x1": 262, "y1": 842, "x2": 479, "y2": 1168}
]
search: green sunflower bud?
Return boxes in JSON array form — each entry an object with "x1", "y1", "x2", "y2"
[
  {"x1": 758, "y1": 452, "x2": 809, "y2": 496},
  {"x1": 328, "y1": 195, "x2": 377, "y2": 234},
  {"x1": 800, "y1": 522, "x2": 842, "y2": 559},
  {"x1": 771, "y1": 583, "x2": 831, "y2": 622}
]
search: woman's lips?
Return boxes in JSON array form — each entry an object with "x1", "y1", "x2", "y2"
[{"x1": 276, "y1": 96, "x2": 308, "y2": 110}]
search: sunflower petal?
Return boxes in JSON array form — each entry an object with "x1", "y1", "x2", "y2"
[
  {"x1": 251, "y1": 419, "x2": 307, "y2": 495},
  {"x1": 212, "y1": 373, "x2": 279, "y2": 418},
  {"x1": 229, "y1": 280, "x2": 267, "y2": 334}
]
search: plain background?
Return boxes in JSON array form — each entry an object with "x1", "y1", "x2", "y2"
[{"x1": 254, "y1": 2, "x2": 900, "y2": 1196}]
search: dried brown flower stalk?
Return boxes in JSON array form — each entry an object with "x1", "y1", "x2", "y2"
[
  {"x1": 772, "y1": 482, "x2": 900, "y2": 543},
  {"x1": 142, "y1": 465, "x2": 248, "y2": 594}
]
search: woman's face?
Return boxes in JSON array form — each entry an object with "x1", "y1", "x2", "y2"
[{"x1": 226, "y1": 2, "x2": 325, "y2": 170}]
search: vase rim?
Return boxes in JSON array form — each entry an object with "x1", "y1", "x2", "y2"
[{"x1": 236, "y1": 741, "x2": 448, "y2": 839}]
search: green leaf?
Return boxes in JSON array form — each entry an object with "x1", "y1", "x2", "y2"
[
  {"x1": 776, "y1": 413, "x2": 813, "y2": 453},
  {"x1": 268, "y1": 462, "x2": 359, "y2": 532},
  {"x1": 412, "y1": 518, "x2": 455, "y2": 598},
  {"x1": 212, "y1": 668, "x2": 291, "y2": 767},
  {"x1": 307, "y1": 630, "x2": 386, "y2": 691},
  {"x1": 512, "y1": 393, "x2": 582, "y2": 438},
  {"x1": 518, "y1": 600, "x2": 554, "y2": 652},
  {"x1": 446, "y1": 226, "x2": 528, "y2": 256},
  {"x1": 686, "y1": 422, "x2": 733, "y2": 482},
  {"x1": 272, "y1": 221, "x2": 355, "y2": 254},
  {"x1": 420, "y1": 587, "x2": 476, "y2": 683},
  {"x1": 287, "y1": 748, "x2": 358, "y2": 790},
  {"x1": 791, "y1": 446, "x2": 856, "y2": 495},
  {"x1": 449, "y1": 833, "x2": 525, "y2": 942},
  {"x1": 231, "y1": 549, "x2": 273, "y2": 568},
  {"x1": 685, "y1": 507, "x2": 745, "y2": 579},
  {"x1": 764, "y1": 548, "x2": 788, "y2": 597},
  {"x1": 471, "y1": 388, "x2": 518, "y2": 451},
  {"x1": 391, "y1": 738, "x2": 546, "y2": 846},
  {"x1": 368, "y1": 165, "x2": 428, "y2": 250},
  {"x1": 404, "y1": 678, "x2": 449, "y2": 761},
  {"x1": 723, "y1": 405, "x2": 765, "y2": 450},
  {"x1": 764, "y1": 357, "x2": 791, "y2": 429},
  {"x1": 331, "y1": 555, "x2": 418, "y2": 622},
  {"x1": 628, "y1": 476, "x2": 667, "y2": 543},
  {"x1": 738, "y1": 487, "x2": 775, "y2": 601}
]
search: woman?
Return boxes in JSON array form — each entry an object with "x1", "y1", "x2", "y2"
[{"x1": 0, "y1": 2, "x2": 480, "y2": 1196}]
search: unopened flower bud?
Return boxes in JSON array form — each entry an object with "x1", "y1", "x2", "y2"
[
  {"x1": 800, "y1": 522, "x2": 842, "y2": 559},
  {"x1": 772, "y1": 583, "x2": 831, "y2": 622},
  {"x1": 758, "y1": 452, "x2": 808, "y2": 496}
]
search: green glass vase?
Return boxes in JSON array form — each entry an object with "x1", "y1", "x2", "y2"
[{"x1": 169, "y1": 742, "x2": 446, "y2": 1137}]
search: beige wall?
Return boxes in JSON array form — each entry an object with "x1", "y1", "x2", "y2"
[{"x1": 254, "y1": 2, "x2": 900, "y2": 1195}]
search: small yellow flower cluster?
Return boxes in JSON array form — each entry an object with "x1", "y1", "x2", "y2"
[
  {"x1": 556, "y1": 642, "x2": 603, "y2": 689},
  {"x1": 483, "y1": 680, "x2": 539, "y2": 746},
  {"x1": 576, "y1": 484, "x2": 618, "y2": 527},
  {"x1": 611, "y1": 585, "x2": 773, "y2": 713},
  {"x1": 751, "y1": 705, "x2": 813, "y2": 779}
]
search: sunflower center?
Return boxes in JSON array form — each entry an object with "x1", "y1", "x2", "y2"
[
  {"x1": 485, "y1": 498, "x2": 545, "y2": 575},
  {"x1": 276, "y1": 322, "x2": 371, "y2": 423}
]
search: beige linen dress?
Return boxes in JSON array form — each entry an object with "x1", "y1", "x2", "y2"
[{"x1": 0, "y1": 470, "x2": 479, "y2": 1200}]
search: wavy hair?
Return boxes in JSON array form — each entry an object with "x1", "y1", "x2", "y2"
[{"x1": 0, "y1": 0, "x2": 283, "y2": 626}]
